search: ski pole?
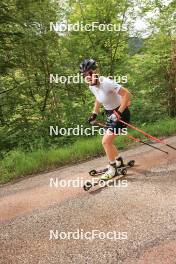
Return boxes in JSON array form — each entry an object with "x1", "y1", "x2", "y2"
[
  {"x1": 93, "y1": 120, "x2": 168, "y2": 154},
  {"x1": 92, "y1": 121, "x2": 107, "y2": 128},
  {"x1": 128, "y1": 135, "x2": 168, "y2": 155},
  {"x1": 113, "y1": 110, "x2": 176, "y2": 151}
]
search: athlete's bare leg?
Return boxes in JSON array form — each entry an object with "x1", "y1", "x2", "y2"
[{"x1": 102, "y1": 130, "x2": 118, "y2": 162}]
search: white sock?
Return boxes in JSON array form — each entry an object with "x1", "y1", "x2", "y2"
[
  {"x1": 108, "y1": 161, "x2": 116, "y2": 175},
  {"x1": 115, "y1": 156, "x2": 121, "y2": 167}
]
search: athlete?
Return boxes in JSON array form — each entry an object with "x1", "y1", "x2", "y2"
[{"x1": 80, "y1": 59, "x2": 131, "y2": 180}]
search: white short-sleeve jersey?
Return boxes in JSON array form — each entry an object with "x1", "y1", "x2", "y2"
[{"x1": 89, "y1": 76, "x2": 122, "y2": 110}]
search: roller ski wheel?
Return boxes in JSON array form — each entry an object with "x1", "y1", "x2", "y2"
[
  {"x1": 127, "y1": 160, "x2": 135, "y2": 167},
  {"x1": 89, "y1": 170, "x2": 97, "y2": 176},
  {"x1": 83, "y1": 181, "x2": 92, "y2": 191},
  {"x1": 121, "y1": 168, "x2": 127, "y2": 175},
  {"x1": 89, "y1": 168, "x2": 108, "y2": 176}
]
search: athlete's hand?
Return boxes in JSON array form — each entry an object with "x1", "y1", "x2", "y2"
[{"x1": 88, "y1": 113, "x2": 97, "y2": 124}]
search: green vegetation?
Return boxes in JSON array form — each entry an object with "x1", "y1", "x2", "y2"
[{"x1": 1, "y1": 118, "x2": 175, "y2": 184}]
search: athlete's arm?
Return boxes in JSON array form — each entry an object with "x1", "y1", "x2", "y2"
[
  {"x1": 117, "y1": 87, "x2": 131, "y2": 113},
  {"x1": 93, "y1": 99, "x2": 101, "y2": 114}
]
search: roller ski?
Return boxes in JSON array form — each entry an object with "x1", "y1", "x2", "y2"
[
  {"x1": 83, "y1": 157, "x2": 135, "y2": 191},
  {"x1": 88, "y1": 157, "x2": 135, "y2": 176}
]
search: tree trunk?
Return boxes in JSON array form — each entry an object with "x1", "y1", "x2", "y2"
[
  {"x1": 166, "y1": 39, "x2": 176, "y2": 117},
  {"x1": 0, "y1": 105, "x2": 5, "y2": 125}
]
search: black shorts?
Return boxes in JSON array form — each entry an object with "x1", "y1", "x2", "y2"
[{"x1": 105, "y1": 106, "x2": 130, "y2": 133}]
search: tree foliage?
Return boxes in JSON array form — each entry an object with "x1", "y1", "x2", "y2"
[{"x1": 0, "y1": 0, "x2": 175, "y2": 154}]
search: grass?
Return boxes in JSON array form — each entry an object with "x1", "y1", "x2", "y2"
[{"x1": 0, "y1": 117, "x2": 176, "y2": 184}]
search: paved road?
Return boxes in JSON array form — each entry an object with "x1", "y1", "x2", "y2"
[{"x1": 0, "y1": 136, "x2": 176, "y2": 264}]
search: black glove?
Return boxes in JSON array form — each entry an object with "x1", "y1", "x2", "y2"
[{"x1": 88, "y1": 113, "x2": 97, "y2": 124}]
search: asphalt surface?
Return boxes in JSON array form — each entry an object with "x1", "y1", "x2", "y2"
[{"x1": 0, "y1": 136, "x2": 176, "y2": 264}]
